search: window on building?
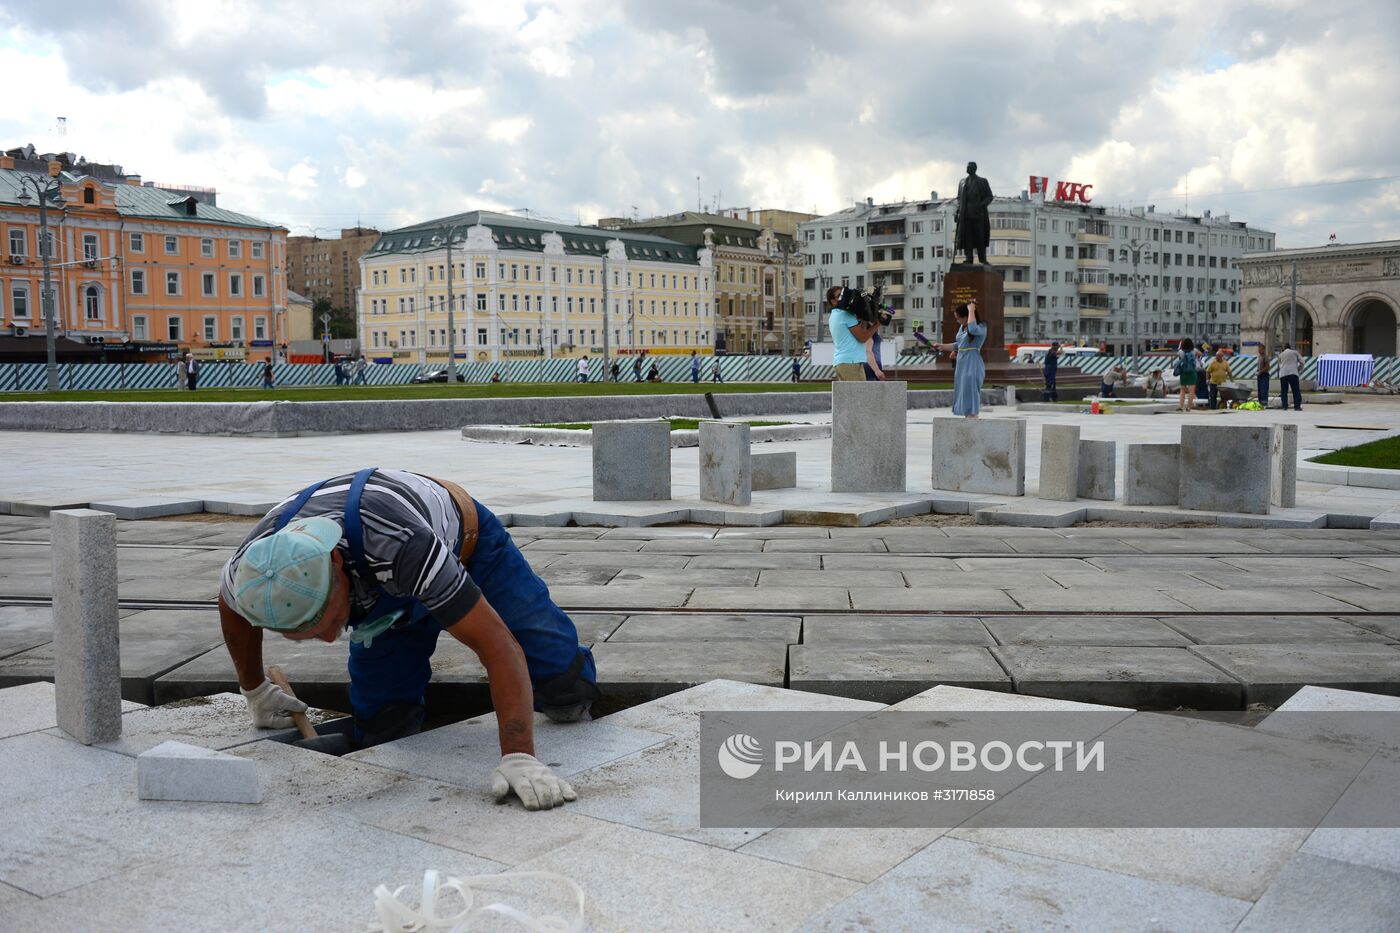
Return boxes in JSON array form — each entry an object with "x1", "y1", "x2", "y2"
[
  {"x1": 167, "y1": 316, "x2": 182, "y2": 340},
  {"x1": 125, "y1": 232, "x2": 143, "y2": 253},
  {"x1": 201, "y1": 316, "x2": 216, "y2": 340},
  {"x1": 196, "y1": 238, "x2": 212, "y2": 258},
  {"x1": 163, "y1": 235, "x2": 178, "y2": 254},
  {"x1": 228, "y1": 240, "x2": 242, "y2": 259},
  {"x1": 231, "y1": 316, "x2": 244, "y2": 341},
  {"x1": 166, "y1": 272, "x2": 181, "y2": 296},
  {"x1": 200, "y1": 272, "x2": 215, "y2": 297},
  {"x1": 251, "y1": 242, "x2": 264, "y2": 259},
  {"x1": 254, "y1": 317, "x2": 267, "y2": 340},
  {"x1": 252, "y1": 275, "x2": 265, "y2": 298},
  {"x1": 230, "y1": 274, "x2": 242, "y2": 297},
  {"x1": 130, "y1": 270, "x2": 146, "y2": 295}
]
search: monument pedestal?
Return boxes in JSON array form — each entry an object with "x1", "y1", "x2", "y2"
[{"x1": 943, "y1": 263, "x2": 1008, "y2": 363}]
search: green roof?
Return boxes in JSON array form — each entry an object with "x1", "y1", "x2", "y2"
[
  {"x1": 0, "y1": 167, "x2": 283, "y2": 231},
  {"x1": 370, "y1": 210, "x2": 703, "y2": 265}
]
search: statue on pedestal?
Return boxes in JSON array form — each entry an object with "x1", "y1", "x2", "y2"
[{"x1": 954, "y1": 161, "x2": 993, "y2": 266}]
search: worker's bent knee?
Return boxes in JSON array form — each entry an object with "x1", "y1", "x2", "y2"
[
  {"x1": 355, "y1": 701, "x2": 426, "y2": 748},
  {"x1": 537, "y1": 652, "x2": 600, "y2": 723}
]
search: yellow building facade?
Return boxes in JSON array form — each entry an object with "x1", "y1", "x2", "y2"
[{"x1": 358, "y1": 212, "x2": 714, "y2": 364}]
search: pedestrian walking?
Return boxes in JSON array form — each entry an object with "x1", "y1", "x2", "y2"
[
  {"x1": 710, "y1": 360, "x2": 723, "y2": 383},
  {"x1": 261, "y1": 359, "x2": 274, "y2": 389},
  {"x1": 934, "y1": 301, "x2": 986, "y2": 418},
  {"x1": 186, "y1": 353, "x2": 200, "y2": 391},
  {"x1": 576, "y1": 357, "x2": 590, "y2": 383},
  {"x1": 1042, "y1": 342, "x2": 1060, "y2": 402},
  {"x1": 610, "y1": 359, "x2": 621, "y2": 382},
  {"x1": 791, "y1": 357, "x2": 802, "y2": 383},
  {"x1": 353, "y1": 355, "x2": 368, "y2": 386},
  {"x1": 633, "y1": 355, "x2": 644, "y2": 383},
  {"x1": 1276, "y1": 343, "x2": 1303, "y2": 411},
  {"x1": 1255, "y1": 345, "x2": 1269, "y2": 408},
  {"x1": 175, "y1": 353, "x2": 188, "y2": 390},
  {"x1": 1194, "y1": 347, "x2": 1210, "y2": 402},
  {"x1": 690, "y1": 350, "x2": 701, "y2": 384}
]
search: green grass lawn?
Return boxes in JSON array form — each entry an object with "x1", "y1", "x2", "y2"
[
  {"x1": 0, "y1": 380, "x2": 955, "y2": 403},
  {"x1": 1310, "y1": 435, "x2": 1400, "y2": 470},
  {"x1": 533, "y1": 418, "x2": 791, "y2": 431}
]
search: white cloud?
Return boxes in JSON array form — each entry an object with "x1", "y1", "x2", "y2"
[{"x1": 0, "y1": 0, "x2": 1393, "y2": 246}]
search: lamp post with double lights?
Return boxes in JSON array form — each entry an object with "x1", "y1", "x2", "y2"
[{"x1": 15, "y1": 176, "x2": 67, "y2": 391}]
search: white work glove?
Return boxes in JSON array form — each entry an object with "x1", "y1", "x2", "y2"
[
  {"x1": 491, "y1": 753, "x2": 577, "y2": 811},
  {"x1": 240, "y1": 678, "x2": 309, "y2": 729}
]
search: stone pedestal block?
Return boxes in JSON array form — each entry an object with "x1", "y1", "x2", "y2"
[
  {"x1": 931, "y1": 418, "x2": 1027, "y2": 496},
  {"x1": 752, "y1": 452, "x2": 797, "y2": 490},
  {"x1": 137, "y1": 740, "x2": 261, "y2": 803},
  {"x1": 1124, "y1": 444, "x2": 1181, "y2": 506},
  {"x1": 831, "y1": 381, "x2": 907, "y2": 493},
  {"x1": 1077, "y1": 440, "x2": 1117, "y2": 501},
  {"x1": 1179, "y1": 424, "x2": 1271, "y2": 514},
  {"x1": 699, "y1": 421, "x2": 752, "y2": 506},
  {"x1": 51, "y1": 509, "x2": 122, "y2": 745},
  {"x1": 1271, "y1": 423, "x2": 1298, "y2": 508},
  {"x1": 1038, "y1": 424, "x2": 1081, "y2": 501},
  {"x1": 593, "y1": 421, "x2": 671, "y2": 501}
]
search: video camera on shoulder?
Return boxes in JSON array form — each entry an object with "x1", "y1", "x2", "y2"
[{"x1": 827, "y1": 280, "x2": 895, "y2": 327}]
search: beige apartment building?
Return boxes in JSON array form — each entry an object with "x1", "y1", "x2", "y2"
[
  {"x1": 357, "y1": 211, "x2": 714, "y2": 365},
  {"x1": 286, "y1": 226, "x2": 379, "y2": 312},
  {"x1": 600, "y1": 211, "x2": 809, "y2": 354}
]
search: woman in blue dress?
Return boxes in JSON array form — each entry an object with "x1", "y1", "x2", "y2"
[{"x1": 935, "y1": 301, "x2": 987, "y2": 417}]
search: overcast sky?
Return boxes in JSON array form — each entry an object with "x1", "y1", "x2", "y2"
[{"x1": 3, "y1": 0, "x2": 1396, "y2": 247}]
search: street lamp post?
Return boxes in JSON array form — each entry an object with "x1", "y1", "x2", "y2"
[
  {"x1": 1128, "y1": 239, "x2": 1145, "y2": 373},
  {"x1": 16, "y1": 177, "x2": 67, "y2": 391}
]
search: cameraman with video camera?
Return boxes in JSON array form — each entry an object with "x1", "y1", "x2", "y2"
[{"x1": 826, "y1": 283, "x2": 893, "y2": 382}]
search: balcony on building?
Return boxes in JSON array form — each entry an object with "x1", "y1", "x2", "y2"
[
  {"x1": 868, "y1": 258, "x2": 906, "y2": 273},
  {"x1": 867, "y1": 218, "x2": 906, "y2": 245},
  {"x1": 990, "y1": 214, "x2": 1032, "y2": 239},
  {"x1": 1078, "y1": 294, "x2": 1112, "y2": 317},
  {"x1": 1077, "y1": 218, "x2": 1112, "y2": 243}
]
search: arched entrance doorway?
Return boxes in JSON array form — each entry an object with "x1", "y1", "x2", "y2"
[
  {"x1": 1267, "y1": 303, "x2": 1314, "y2": 355},
  {"x1": 1348, "y1": 299, "x2": 1397, "y2": 356}
]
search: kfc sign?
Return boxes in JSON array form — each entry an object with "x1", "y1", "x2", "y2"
[{"x1": 1030, "y1": 176, "x2": 1094, "y2": 204}]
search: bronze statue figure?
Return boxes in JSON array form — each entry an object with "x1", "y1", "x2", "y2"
[{"x1": 954, "y1": 161, "x2": 993, "y2": 265}]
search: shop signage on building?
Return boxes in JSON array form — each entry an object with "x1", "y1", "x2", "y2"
[{"x1": 1029, "y1": 176, "x2": 1094, "y2": 204}]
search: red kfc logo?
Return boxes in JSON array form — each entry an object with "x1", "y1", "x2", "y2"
[{"x1": 1030, "y1": 176, "x2": 1094, "y2": 204}]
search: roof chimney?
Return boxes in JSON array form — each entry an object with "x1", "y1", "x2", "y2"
[
  {"x1": 866, "y1": 197, "x2": 874, "y2": 207},
  {"x1": 930, "y1": 190, "x2": 938, "y2": 200}
]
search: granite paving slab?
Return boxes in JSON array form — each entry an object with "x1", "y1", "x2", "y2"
[
  {"x1": 154, "y1": 638, "x2": 356, "y2": 708},
  {"x1": 991, "y1": 645, "x2": 1243, "y2": 708},
  {"x1": 600, "y1": 679, "x2": 883, "y2": 737},
  {"x1": 1162, "y1": 615, "x2": 1389, "y2": 645},
  {"x1": 1168, "y1": 587, "x2": 1370, "y2": 613},
  {"x1": 568, "y1": 612, "x2": 627, "y2": 645},
  {"x1": 347, "y1": 711, "x2": 672, "y2": 787},
  {"x1": 1235, "y1": 854, "x2": 1400, "y2": 932},
  {"x1": 788, "y1": 644, "x2": 1010, "y2": 702},
  {"x1": 1315, "y1": 587, "x2": 1400, "y2": 612},
  {"x1": 88, "y1": 497, "x2": 206, "y2": 520},
  {"x1": 547, "y1": 584, "x2": 694, "y2": 609},
  {"x1": 0, "y1": 609, "x2": 225, "y2": 704},
  {"x1": 889, "y1": 683, "x2": 1131, "y2": 713},
  {"x1": 800, "y1": 614, "x2": 993, "y2": 645},
  {"x1": 640, "y1": 537, "x2": 765, "y2": 552},
  {"x1": 590, "y1": 641, "x2": 789, "y2": 698},
  {"x1": 758, "y1": 569, "x2": 906, "y2": 588},
  {"x1": 0, "y1": 605, "x2": 56, "y2": 659},
  {"x1": 605, "y1": 567, "x2": 759, "y2": 588},
  {"x1": 46, "y1": 692, "x2": 298, "y2": 757},
  {"x1": 822, "y1": 554, "x2": 961, "y2": 571},
  {"x1": 849, "y1": 586, "x2": 1020, "y2": 612},
  {"x1": 764, "y1": 538, "x2": 890, "y2": 553},
  {"x1": 0, "y1": 732, "x2": 137, "y2": 810},
  {"x1": 605, "y1": 613, "x2": 801, "y2": 642},
  {"x1": 800, "y1": 836, "x2": 1251, "y2": 932},
  {"x1": 899, "y1": 570, "x2": 1060, "y2": 589},
  {"x1": 537, "y1": 566, "x2": 619, "y2": 586},
  {"x1": 981, "y1": 616, "x2": 1193, "y2": 647},
  {"x1": 686, "y1": 586, "x2": 850, "y2": 611},
  {"x1": 683, "y1": 552, "x2": 823, "y2": 569},
  {"x1": 545, "y1": 551, "x2": 691, "y2": 569},
  {"x1": 1188, "y1": 644, "x2": 1400, "y2": 706},
  {"x1": 0, "y1": 681, "x2": 143, "y2": 740},
  {"x1": 1346, "y1": 615, "x2": 1400, "y2": 641},
  {"x1": 1003, "y1": 587, "x2": 1193, "y2": 613}
]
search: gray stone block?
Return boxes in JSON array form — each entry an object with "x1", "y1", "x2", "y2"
[
  {"x1": 136, "y1": 740, "x2": 261, "y2": 803},
  {"x1": 1188, "y1": 644, "x2": 1400, "y2": 706},
  {"x1": 992, "y1": 645, "x2": 1243, "y2": 708},
  {"x1": 1271, "y1": 422, "x2": 1298, "y2": 508},
  {"x1": 1179, "y1": 424, "x2": 1272, "y2": 514},
  {"x1": 788, "y1": 644, "x2": 1010, "y2": 702},
  {"x1": 931, "y1": 417, "x2": 1027, "y2": 496},
  {"x1": 592, "y1": 421, "x2": 671, "y2": 501},
  {"x1": 831, "y1": 380, "x2": 907, "y2": 493},
  {"x1": 196, "y1": 494, "x2": 279, "y2": 516},
  {"x1": 1076, "y1": 439, "x2": 1117, "y2": 501},
  {"x1": 1038, "y1": 424, "x2": 1080, "y2": 501},
  {"x1": 51, "y1": 510, "x2": 122, "y2": 745},
  {"x1": 801, "y1": 614, "x2": 993, "y2": 645},
  {"x1": 698, "y1": 421, "x2": 751, "y2": 506},
  {"x1": 86, "y1": 498, "x2": 204, "y2": 520},
  {"x1": 606, "y1": 614, "x2": 800, "y2": 642},
  {"x1": 751, "y1": 451, "x2": 797, "y2": 490},
  {"x1": 1236, "y1": 854, "x2": 1400, "y2": 933},
  {"x1": 1124, "y1": 444, "x2": 1181, "y2": 506},
  {"x1": 590, "y1": 641, "x2": 789, "y2": 698}
]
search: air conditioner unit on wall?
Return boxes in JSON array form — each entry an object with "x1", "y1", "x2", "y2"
[
  {"x1": 8, "y1": 255, "x2": 22, "y2": 265},
  {"x1": 13, "y1": 325, "x2": 28, "y2": 336}
]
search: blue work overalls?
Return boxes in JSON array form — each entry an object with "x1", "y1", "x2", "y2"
[{"x1": 274, "y1": 469, "x2": 597, "y2": 738}]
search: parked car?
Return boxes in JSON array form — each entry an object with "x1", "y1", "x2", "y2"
[{"x1": 411, "y1": 368, "x2": 464, "y2": 384}]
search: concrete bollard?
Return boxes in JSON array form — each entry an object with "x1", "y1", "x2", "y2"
[
  {"x1": 1271, "y1": 423, "x2": 1298, "y2": 509},
  {"x1": 1125, "y1": 444, "x2": 1181, "y2": 506},
  {"x1": 592, "y1": 421, "x2": 672, "y2": 501},
  {"x1": 1179, "y1": 424, "x2": 1271, "y2": 514},
  {"x1": 1038, "y1": 424, "x2": 1081, "y2": 501},
  {"x1": 1077, "y1": 439, "x2": 1117, "y2": 501},
  {"x1": 699, "y1": 421, "x2": 752, "y2": 506},
  {"x1": 752, "y1": 451, "x2": 798, "y2": 490},
  {"x1": 831, "y1": 381, "x2": 907, "y2": 493},
  {"x1": 932, "y1": 418, "x2": 1027, "y2": 496},
  {"x1": 51, "y1": 509, "x2": 122, "y2": 745}
]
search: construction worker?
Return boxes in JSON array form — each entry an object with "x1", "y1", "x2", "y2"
[{"x1": 218, "y1": 468, "x2": 598, "y2": 810}]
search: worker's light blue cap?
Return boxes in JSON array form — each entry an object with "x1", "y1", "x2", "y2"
[{"x1": 231, "y1": 517, "x2": 342, "y2": 632}]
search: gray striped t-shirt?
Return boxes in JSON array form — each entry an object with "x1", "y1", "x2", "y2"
[{"x1": 219, "y1": 469, "x2": 481, "y2": 627}]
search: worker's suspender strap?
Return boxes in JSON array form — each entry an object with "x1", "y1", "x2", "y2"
[
  {"x1": 342, "y1": 468, "x2": 379, "y2": 580},
  {"x1": 274, "y1": 478, "x2": 333, "y2": 532}
]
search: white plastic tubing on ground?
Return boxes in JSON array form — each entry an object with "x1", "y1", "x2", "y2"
[{"x1": 368, "y1": 869, "x2": 586, "y2": 932}]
